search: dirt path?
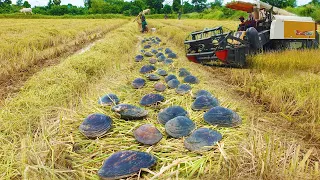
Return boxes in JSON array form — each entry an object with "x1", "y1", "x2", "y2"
[{"x1": 0, "y1": 22, "x2": 128, "y2": 106}]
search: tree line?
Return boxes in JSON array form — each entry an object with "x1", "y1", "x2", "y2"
[{"x1": 0, "y1": 0, "x2": 319, "y2": 21}]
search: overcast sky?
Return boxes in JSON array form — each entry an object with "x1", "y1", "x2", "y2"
[{"x1": 11, "y1": 0, "x2": 312, "y2": 7}]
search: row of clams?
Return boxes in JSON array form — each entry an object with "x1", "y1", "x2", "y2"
[{"x1": 78, "y1": 36, "x2": 242, "y2": 179}]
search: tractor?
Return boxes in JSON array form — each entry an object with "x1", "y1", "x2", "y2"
[{"x1": 184, "y1": 0, "x2": 319, "y2": 67}]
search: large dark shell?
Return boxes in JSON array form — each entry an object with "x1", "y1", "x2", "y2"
[
  {"x1": 179, "y1": 69, "x2": 191, "y2": 77},
  {"x1": 184, "y1": 128, "x2": 222, "y2": 152},
  {"x1": 79, "y1": 113, "x2": 112, "y2": 139},
  {"x1": 135, "y1": 55, "x2": 144, "y2": 62},
  {"x1": 132, "y1": 78, "x2": 146, "y2": 89},
  {"x1": 98, "y1": 151, "x2": 156, "y2": 180},
  {"x1": 151, "y1": 49, "x2": 158, "y2": 54},
  {"x1": 158, "y1": 47, "x2": 163, "y2": 51},
  {"x1": 156, "y1": 52, "x2": 164, "y2": 58},
  {"x1": 149, "y1": 58, "x2": 157, "y2": 64},
  {"x1": 134, "y1": 124, "x2": 163, "y2": 145},
  {"x1": 165, "y1": 74, "x2": 177, "y2": 83},
  {"x1": 112, "y1": 104, "x2": 148, "y2": 120},
  {"x1": 203, "y1": 106, "x2": 242, "y2": 127},
  {"x1": 157, "y1": 106, "x2": 188, "y2": 125},
  {"x1": 144, "y1": 52, "x2": 153, "y2": 57},
  {"x1": 144, "y1": 44, "x2": 151, "y2": 49},
  {"x1": 154, "y1": 82, "x2": 166, "y2": 92},
  {"x1": 167, "y1": 79, "x2": 180, "y2": 89},
  {"x1": 165, "y1": 116, "x2": 195, "y2": 138},
  {"x1": 140, "y1": 94, "x2": 165, "y2": 106},
  {"x1": 157, "y1": 55, "x2": 166, "y2": 62},
  {"x1": 176, "y1": 84, "x2": 192, "y2": 95},
  {"x1": 167, "y1": 53, "x2": 177, "y2": 59},
  {"x1": 193, "y1": 90, "x2": 212, "y2": 99},
  {"x1": 184, "y1": 75, "x2": 199, "y2": 84},
  {"x1": 156, "y1": 37, "x2": 161, "y2": 42},
  {"x1": 165, "y1": 48, "x2": 172, "y2": 54},
  {"x1": 98, "y1": 94, "x2": 120, "y2": 106},
  {"x1": 191, "y1": 96, "x2": 219, "y2": 111},
  {"x1": 156, "y1": 69, "x2": 167, "y2": 76},
  {"x1": 146, "y1": 74, "x2": 160, "y2": 81},
  {"x1": 164, "y1": 59, "x2": 174, "y2": 65},
  {"x1": 140, "y1": 65, "x2": 156, "y2": 74}
]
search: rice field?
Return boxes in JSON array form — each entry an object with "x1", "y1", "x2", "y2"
[
  {"x1": 0, "y1": 19, "x2": 319, "y2": 180},
  {"x1": 0, "y1": 19, "x2": 128, "y2": 81}
]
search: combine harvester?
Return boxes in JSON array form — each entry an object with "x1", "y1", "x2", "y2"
[{"x1": 184, "y1": 0, "x2": 319, "y2": 67}]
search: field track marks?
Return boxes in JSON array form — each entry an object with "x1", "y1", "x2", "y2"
[{"x1": 0, "y1": 21, "x2": 128, "y2": 106}]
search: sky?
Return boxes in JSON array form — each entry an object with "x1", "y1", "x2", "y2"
[{"x1": 11, "y1": 0, "x2": 312, "y2": 7}]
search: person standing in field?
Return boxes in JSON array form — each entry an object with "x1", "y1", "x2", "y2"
[
  {"x1": 178, "y1": 11, "x2": 182, "y2": 20},
  {"x1": 141, "y1": 14, "x2": 148, "y2": 33}
]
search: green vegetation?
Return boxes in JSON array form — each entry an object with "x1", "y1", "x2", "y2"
[{"x1": 287, "y1": 2, "x2": 320, "y2": 22}]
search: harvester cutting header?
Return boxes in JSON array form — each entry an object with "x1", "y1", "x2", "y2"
[{"x1": 184, "y1": 0, "x2": 319, "y2": 67}]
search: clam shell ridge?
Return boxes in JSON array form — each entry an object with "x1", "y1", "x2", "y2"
[
  {"x1": 203, "y1": 106, "x2": 242, "y2": 127},
  {"x1": 157, "y1": 106, "x2": 188, "y2": 125},
  {"x1": 184, "y1": 128, "x2": 222, "y2": 152},
  {"x1": 111, "y1": 104, "x2": 148, "y2": 120},
  {"x1": 79, "y1": 113, "x2": 112, "y2": 139},
  {"x1": 98, "y1": 151, "x2": 156, "y2": 180},
  {"x1": 140, "y1": 94, "x2": 165, "y2": 106},
  {"x1": 134, "y1": 124, "x2": 163, "y2": 145},
  {"x1": 165, "y1": 116, "x2": 195, "y2": 138},
  {"x1": 191, "y1": 95, "x2": 219, "y2": 111},
  {"x1": 98, "y1": 94, "x2": 120, "y2": 106}
]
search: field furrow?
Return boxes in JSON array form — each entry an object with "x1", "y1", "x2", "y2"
[{"x1": 0, "y1": 19, "x2": 129, "y2": 102}]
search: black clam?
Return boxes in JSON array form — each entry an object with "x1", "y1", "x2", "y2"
[
  {"x1": 132, "y1": 78, "x2": 146, "y2": 89},
  {"x1": 151, "y1": 49, "x2": 158, "y2": 54},
  {"x1": 98, "y1": 151, "x2": 156, "y2": 180},
  {"x1": 140, "y1": 94, "x2": 165, "y2": 106},
  {"x1": 167, "y1": 53, "x2": 177, "y2": 59},
  {"x1": 144, "y1": 44, "x2": 151, "y2": 49},
  {"x1": 165, "y1": 116, "x2": 195, "y2": 138},
  {"x1": 154, "y1": 82, "x2": 166, "y2": 92},
  {"x1": 184, "y1": 75, "x2": 199, "y2": 84},
  {"x1": 134, "y1": 124, "x2": 163, "y2": 145},
  {"x1": 135, "y1": 55, "x2": 144, "y2": 62},
  {"x1": 112, "y1": 104, "x2": 148, "y2": 120},
  {"x1": 184, "y1": 128, "x2": 222, "y2": 152},
  {"x1": 164, "y1": 59, "x2": 173, "y2": 65},
  {"x1": 157, "y1": 55, "x2": 166, "y2": 62},
  {"x1": 146, "y1": 74, "x2": 160, "y2": 81},
  {"x1": 203, "y1": 106, "x2": 242, "y2": 127},
  {"x1": 167, "y1": 79, "x2": 180, "y2": 89},
  {"x1": 176, "y1": 84, "x2": 192, "y2": 95},
  {"x1": 157, "y1": 69, "x2": 167, "y2": 76},
  {"x1": 179, "y1": 69, "x2": 191, "y2": 77},
  {"x1": 191, "y1": 95, "x2": 219, "y2": 111},
  {"x1": 79, "y1": 113, "x2": 112, "y2": 139},
  {"x1": 193, "y1": 90, "x2": 212, "y2": 99},
  {"x1": 165, "y1": 74, "x2": 177, "y2": 83},
  {"x1": 149, "y1": 58, "x2": 157, "y2": 64},
  {"x1": 144, "y1": 52, "x2": 153, "y2": 57},
  {"x1": 157, "y1": 106, "x2": 188, "y2": 125},
  {"x1": 165, "y1": 48, "x2": 172, "y2": 54},
  {"x1": 156, "y1": 52, "x2": 164, "y2": 58},
  {"x1": 98, "y1": 94, "x2": 120, "y2": 106},
  {"x1": 140, "y1": 65, "x2": 156, "y2": 74}
]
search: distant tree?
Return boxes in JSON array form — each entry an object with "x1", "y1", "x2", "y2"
[
  {"x1": 145, "y1": 0, "x2": 164, "y2": 13},
  {"x1": 22, "y1": 1, "x2": 31, "y2": 8},
  {"x1": 162, "y1": 4, "x2": 172, "y2": 14},
  {"x1": 311, "y1": 0, "x2": 320, "y2": 5},
  {"x1": 84, "y1": 0, "x2": 91, "y2": 8},
  {"x1": 261, "y1": 0, "x2": 296, "y2": 8},
  {"x1": 192, "y1": 0, "x2": 207, "y2": 12},
  {"x1": 53, "y1": 0, "x2": 61, "y2": 6},
  {"x1": 211, "y1": 0, "x2": 222, "y2": 7},
  {"x1": 47, "y1": 0, "x2": 53, "y2": 8},
  {"x1": 16, "y1": 0, "x2": 23, "y2": 6},
  {"x1": 172, "y1": 0, "x2": 181, "y2": 12},
  {"x1": 183, "y1": 1, "x2": 194, "y2": 13}
]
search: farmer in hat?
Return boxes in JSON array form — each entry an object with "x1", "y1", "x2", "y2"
[{"x1": 238, "y1": 16, "x2": 246, "y2": 31}]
